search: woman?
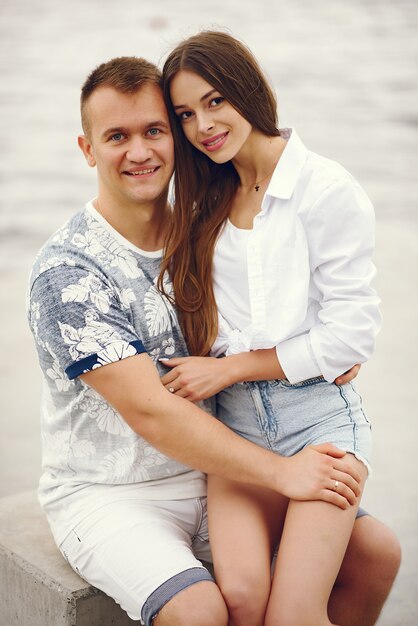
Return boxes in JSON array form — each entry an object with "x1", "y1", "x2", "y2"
[{"x1": 159, "y1": 31, "x2": 380, "y2": 626}]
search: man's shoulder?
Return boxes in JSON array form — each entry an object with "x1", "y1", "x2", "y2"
[{"x1": 30, "y1": 208, "x2": 90, "y2": 284}]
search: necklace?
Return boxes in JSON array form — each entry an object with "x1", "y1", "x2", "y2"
[{"x1": 252, "y1": 163, "x2": 277, "y2": 191}]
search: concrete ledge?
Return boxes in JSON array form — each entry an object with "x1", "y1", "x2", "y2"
[{"x1": 0, "y1": 491, "x2": 136, "y2": 625}]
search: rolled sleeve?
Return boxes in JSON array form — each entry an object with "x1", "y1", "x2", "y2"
[
  {"x1": 29, "y1": 264, "x2": 147, "y2": 381},
  {"x1": 276, "y1": 333, "x2": 322, "y2": 383}
]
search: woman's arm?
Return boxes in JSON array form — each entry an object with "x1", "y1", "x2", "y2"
[
  {"x1": 160, "y1": 351, "x2": 360, "y2": 402},
  {"x1": 277, "y1": 179, "x2": 381, "y2": 384}
]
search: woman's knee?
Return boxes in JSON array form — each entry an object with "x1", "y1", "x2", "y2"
[{"x1": 219, "y1": 575, "x2": 270, "y2": 624}]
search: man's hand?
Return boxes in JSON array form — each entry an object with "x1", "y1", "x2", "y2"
[
  {"x1": 334, "y1": 364, "x2": 361, "y2": 386},
  {"x1": 279, "y1": 443, "x2": 363, "y2": 509}
]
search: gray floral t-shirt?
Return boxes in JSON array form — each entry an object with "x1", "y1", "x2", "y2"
[{"x1": 28, "y1": 202, "x2": 206, "y2": 542}]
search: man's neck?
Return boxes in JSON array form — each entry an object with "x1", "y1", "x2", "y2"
[{"x1": 93, "y1": 196, "x2": 171, "y2": 252}]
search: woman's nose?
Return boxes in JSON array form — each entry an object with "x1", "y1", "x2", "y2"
[{"x1": 197, "y1": 113, "x2": 214, "y2": 134}]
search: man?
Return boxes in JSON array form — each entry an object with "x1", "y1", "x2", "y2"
[{"x1": 28, "y1": 57, "x2": 400, "y2": 626}]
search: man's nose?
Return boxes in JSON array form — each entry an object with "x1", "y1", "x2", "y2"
[{"x1": 126, "y1": 137, "x2": 152, "y2": 162}]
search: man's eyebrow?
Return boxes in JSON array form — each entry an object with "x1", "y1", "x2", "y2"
[
  {"x1": 100, "y1": 126, "x2": 127, "y2": 139},
  {"x1": 145, "y1": 120, "x2": 170, "y2": 129},
  {"x1": 173, "y1": 88, "x2": 217, "y2": 110}
]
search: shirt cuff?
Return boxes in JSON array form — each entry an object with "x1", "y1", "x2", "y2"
[{"x1": 276, "y1": 333, "x2": 322, "y2": 384}]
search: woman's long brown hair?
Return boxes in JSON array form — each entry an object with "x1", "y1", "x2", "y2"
[{"x1": 159, "y1": 31, "x2": 280, "y2": 355}]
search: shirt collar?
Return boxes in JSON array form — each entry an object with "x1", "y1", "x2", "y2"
[{"x1": 264, "y1": 128, "x2": 309, "y2": 201}]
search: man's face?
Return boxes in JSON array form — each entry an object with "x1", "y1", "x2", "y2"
[{"x1": 79, "y1": 84, "x2": 174, "y2": 209}]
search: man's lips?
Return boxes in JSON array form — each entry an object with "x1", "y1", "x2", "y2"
[
  {"x1": 201, "y1": 132, "x2": 229, "y2": 151},
  {"x1": 124, "y1": 166, "x2": 160, "y2": 176}
]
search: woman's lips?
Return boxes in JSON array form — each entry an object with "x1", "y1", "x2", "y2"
[{"x1": 201, "y1": 132, "x2": 229, "y2": 152}]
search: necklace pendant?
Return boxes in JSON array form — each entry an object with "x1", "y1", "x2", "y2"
[{"x1": 254, "y1": 185, "x2": 260, "y2": 192}]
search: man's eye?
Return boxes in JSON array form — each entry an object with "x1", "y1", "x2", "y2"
[{"x1": 110, "y1": 133, "x2": 124, "y2": 141}]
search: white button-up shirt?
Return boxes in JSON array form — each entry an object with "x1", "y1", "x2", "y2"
[{"x1": 212, "y1": 129, "x2": 381, "y2": 383}]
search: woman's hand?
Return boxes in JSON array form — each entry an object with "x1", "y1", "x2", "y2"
[
  {"x1": 160, "y1": 356, "x2": 232, "y2": 401},
  {"x1": 334, "y1": 364, "x2": 361, "y2": 386}
]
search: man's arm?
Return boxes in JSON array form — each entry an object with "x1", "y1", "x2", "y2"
[{"x1": 81, "y1": 352, "x2": 361, "y2": 509}]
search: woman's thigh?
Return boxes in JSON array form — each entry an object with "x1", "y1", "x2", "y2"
[{"x1": 208, "y1": 474, "x2": 288, "y2": 585}]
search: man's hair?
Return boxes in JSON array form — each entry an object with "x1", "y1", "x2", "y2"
[{"x1": 80, "y1": 56, "x2": 162, "y2": 136}]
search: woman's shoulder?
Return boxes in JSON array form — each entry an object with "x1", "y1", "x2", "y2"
[{"x1": 304, "y1": 149, "x2": 357, "y2": 192}]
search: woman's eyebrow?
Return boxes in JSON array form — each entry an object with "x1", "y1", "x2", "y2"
[{"x1": 173, "y1": 88, "x2": 218, "y2": 110}]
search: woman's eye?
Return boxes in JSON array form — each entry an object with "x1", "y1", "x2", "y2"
[
  {"x1": 210, "y1": 97, "x2": 224, "y2": 107},
  {"x1": 180, "y1": 111, "x2": 192, "y2": 121},
  {"x1": 148, "y1": 128, "x2": 160, "y2": 136}
]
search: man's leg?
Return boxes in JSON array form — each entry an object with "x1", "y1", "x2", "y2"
[
  {"x1": 59, "y1": 495, "x2": 227, "y2": 626},
  {"x1": 329, "y1": 514, "x2": 401, "y2": 626},
  {"x1": 155, "y1": 581, "x2": 228, "y2": 626}
]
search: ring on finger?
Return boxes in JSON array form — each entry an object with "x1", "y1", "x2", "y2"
[{"x1": 333, "y1": 480, "x2": 339, "y2": 491}]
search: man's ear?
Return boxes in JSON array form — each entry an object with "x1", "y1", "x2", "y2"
[{"x1": 78, "y1": 135, "x2": 96, "y2": 168}]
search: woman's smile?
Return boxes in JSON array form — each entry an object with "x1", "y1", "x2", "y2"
[{"x1": 201, "y1": 131, "x2": 229, "y2": 151}]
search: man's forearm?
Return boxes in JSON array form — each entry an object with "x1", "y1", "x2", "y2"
[
  {"x1": 83, "y1": 354, "x2": 284, "y2": 492},
  {"x1": 82, "y1": 353, "x2": 361, "y2": 508}
]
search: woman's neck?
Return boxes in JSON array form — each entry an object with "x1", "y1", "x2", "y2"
[{"x1": 232, "y1": 132, "x2": 286, "y2": 192}]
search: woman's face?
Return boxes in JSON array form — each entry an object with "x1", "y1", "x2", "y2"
[{"x1": 169, "y1": 70, "x2": 252, "y2": 163}]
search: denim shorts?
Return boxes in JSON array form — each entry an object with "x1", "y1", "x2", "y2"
[{"x1": 216, "y1": 377, "x2": 372, "y2": 473}]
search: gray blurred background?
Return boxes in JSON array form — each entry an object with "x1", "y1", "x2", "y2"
[{"x1": 0, "y1": 0, "x2": 417, "y2": 623}]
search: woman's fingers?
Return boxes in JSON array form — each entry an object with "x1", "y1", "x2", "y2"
[{"x1": 160, "y1": 370, "x2": 176, "y2": 386}]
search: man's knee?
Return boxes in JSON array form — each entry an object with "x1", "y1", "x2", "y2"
[
  {"x1": 339, "y1": 514, "x2": 401, "y2": 591},
  {"x1": 358, "y1": 516, "x2": 401, "y2": 585},
  {"x1": 154, "y1": 580, "x2": 228, "y2": 626}
]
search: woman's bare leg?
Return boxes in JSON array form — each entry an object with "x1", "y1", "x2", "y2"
[
  {"x1": 265, "y1": 454, "x2": 368, "y2": 626},
  {"x1": 208, "y1": 474, "x2": 288, "y2": 626}
]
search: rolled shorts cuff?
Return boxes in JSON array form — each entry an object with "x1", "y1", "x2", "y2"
[
  {"x1": 141, "y1": 566, "x2": 214, "y2": 626},
  {"x1": 340, "y1": 448, "x2": 372, "y2": 477}
]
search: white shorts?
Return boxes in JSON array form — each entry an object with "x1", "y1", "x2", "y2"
[{"x1": 59, "y1": 496, "x2": 213, "y2": 625}]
